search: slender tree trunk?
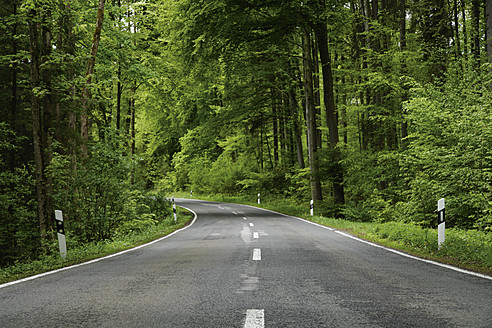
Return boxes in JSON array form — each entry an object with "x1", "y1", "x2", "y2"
[
  {"x1": 302, "y1": 26, "x2": 322, "y2": 201},
  {"x1": 81, "y1": 0, "x2": 106, "y2": 157},
  {"x1": 288, "y1": 80, "x2": 305, "y2": 169},
  {"x1": 279, "y1": 92, "x2": 286, "y2": 166},
  {"x1": 487, "y1": 0, "x2": 492, "y2": 62},
  {"x1": 315, "y1": 22, "x2": 345, "y2": 205},
  {"x1": 28, "y1": 7, "x2": 54, "y2": 243},
  {"x1": 471, "y1": 0, "x2": 480, "y2": 64},
  {"x1": 10, "y1": 3, "x2": 18, "y2": 171},
  {"x1": 272, "y1": 88, "x2": 279, "y2": 166},
  {"x1": 41, "y1": 18, "x2": 54, "y2": 232},
  {"x1": 29, "y1": 10, "x2": 46, "y2": 240},
  {"x1": 400, "y1": 0, "x2": 408, "y2": 148},
  {"x1": 117, "y1": 64, "x2": 122, "y2": 130},
  {"x1": 453, "y1": 0, "x2": 460, "y2": 60},
  {"x1": 462, "y1": 2, "x2": 468, "y2": 61},
  {"x1": 312, "y1": 39, "x2": 322, "y2": 148}
]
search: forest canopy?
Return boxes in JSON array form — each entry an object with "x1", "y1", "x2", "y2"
[{"x1": 1, "y1": 0, "x2": 492, "y2": 266}]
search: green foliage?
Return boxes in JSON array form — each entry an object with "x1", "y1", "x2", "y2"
[
  {"x1": 2, "y1": 0, "x2": 492, "y2": 274},
  {"x1": 52, "y1": 128, "x2": 172, "y2": 245},
  {"x1": 0, "y1": 123, "x2": 37, "y2": 267},
  {"x1": 401, "y1": 68, "x2": 492, "y2": 229},
  {"x1": 0, "y1": 209, "x2": 190, "y2": 284}
]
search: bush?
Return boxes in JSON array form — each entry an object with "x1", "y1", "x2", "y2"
[
  {"x1": 0, "y1": 123, "x2": 38, "y2": 267},
  {"x1": 52, "y1": 128, "x2": 172, "y2": 245},
  {"x1": 401, "y1": 71, "x2": 492, "y2": 229}
]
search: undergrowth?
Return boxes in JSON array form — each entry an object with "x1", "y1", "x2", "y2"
[{"x1": 0, "y1": 208, "x2": 192, "y2": 284}]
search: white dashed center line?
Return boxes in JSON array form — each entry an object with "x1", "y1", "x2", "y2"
[
  {"x1": 253, "y1": 232, "x2": 259, "y2": 239},
  {"x1": 252, "y1": 248, "x2": 261, "y2": 261},
  {"x1": 249, "y1": 223, "x2": 254, "y2": 227},
  {"x1": 244, "y1": 309, "x2": 264, "y2": 328}
]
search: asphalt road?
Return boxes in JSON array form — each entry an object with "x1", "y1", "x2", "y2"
[{"x1": 1, "y1": 199, "x2": 491, "y2": 327}]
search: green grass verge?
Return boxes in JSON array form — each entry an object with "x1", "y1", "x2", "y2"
[
  {"x1": 0, "y1": 208, "x2": 193, "y2": 285},
  {"x1": 187, "y1": 192, "x2": 492, "y2": 276}
]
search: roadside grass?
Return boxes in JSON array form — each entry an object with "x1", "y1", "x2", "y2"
[
  {"x1": 4, "y1": 193, "x2": 489, "y2": 284},
  {"x1": 188, "y1": 192, "x2": 492, "y2": 276},
  {"x1": 0, "y1": 208, "x2": 193, "y2": 285}
]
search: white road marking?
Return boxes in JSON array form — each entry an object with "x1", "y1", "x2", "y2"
[
  {"x1": 0, "y1": 206, "x2": 199, "y2": 289},
  {"x1": 333, "y1": 230, "x2": 492, "y2": 281},
  {"x1": 244, "y1": 309, "x2": 264, "y2": 328},
  {"x1": 253, "y1": 232, "x2": 259, "y2": 239},
  {"x1": 237, "y1": 203, "x2": 492, "y2": 281},
  {"x1": 243, "y1": 217, "x2": 248, "y2": 220},
  {"x1": 249, "y1": 223, "x2": 254, "y2": 227},
  {"x1": 252, "y1": 248, "x2": 261, "y2": 261},
  {"x1": 232, "y1": 211, "x2": 238, "y2": 215}
]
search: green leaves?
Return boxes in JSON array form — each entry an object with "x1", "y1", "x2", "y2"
[{"x1": 401, "y1": 71, "x2": 492, "y2": 229}]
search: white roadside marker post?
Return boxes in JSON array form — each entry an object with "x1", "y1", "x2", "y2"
[
  {"x1": 438, "y1": 198, "x2": 445, "y2": 249},
  {"x1": 173, "y1": 199, "x2": 177, "y2": 223},
  {"x1": 258, "y1": 193, "x2": 260, "y2": 205},
  {"x1": 190, "y1": 190, "x2": 193, "y2": 198},
  {"x1": 55, "y1": 210, "x2": 67, "y2": 259},
  {"x1": 310, "y1": 199, "x2": 314, "y2": 216}
]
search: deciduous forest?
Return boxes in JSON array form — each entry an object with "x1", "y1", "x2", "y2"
[{"x1": 1, "y1": 0, "x2": 492, "y2": 267}]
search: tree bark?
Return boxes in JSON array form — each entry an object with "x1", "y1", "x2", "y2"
[
  {"x1": 315, "y1": 22, "x2": 345, "y2": 205},
  {"x1": 28, "y1": 7, "x2": 54, "y2": 242},
  {"x1": 471, "y1": 0, "x2": 480, "y2": 64},
  {"x1": 312, "y1": 39, "x2": 322, "y2": 148},
  {"x1": 400, "y1": 0, "x2": 409, "y2": 148},
  {"x1": 81, "y1": 0, "x2": 106, "y2": 157},
  {"x1": 287, "y1": 69, "x2": 305, "y2": 169},
  {"x1": 272, "y1": 87, "x2": 279, "y2": 165},
  {"x1": 487, "y1": 0, "x2": 492, "y2": 62},
  {"x1": 10, "y1": 3, "x2": 18, "y2": 171},
  {"x1": 453, "y1": 0, "x2": 460, "y2": 60},
  {"x1": 302, "y1": 26, "x2": 323, "y2": 201},
  {"x1": 117, "y1": 64, "x2": 122, "y2": 130}
]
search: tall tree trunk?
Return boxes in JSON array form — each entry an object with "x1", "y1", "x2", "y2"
[
  {"x1": 10, "y1": 3, "x2": 18, "y2": 171},
  {"x1": 117, "y1": 64, "x2": 122, "y2": 130},
  {"x1": 28, "y1": 7, "x2": 54, "y2": 243},
  {"x1": 487, "y1": 0, "x2": 492, "y2": 62},
  {"x1": 453, "y1": 0, "x2": 460, "y2": 60},
  {"x1": 41, "y1": 17, "x2": 54, "y2": 233},
  {"x1": 315, "y1": 22, "x2": 345, "y2": 205},
  {"x1": 312, "y1": 39, "x2": 322, "y2": 148},
  {"x1": 129, "y1": 82, "x2": 136, "y2": 184},
  {"x1": 400, "y1": 0, "x2": 409, "y2": 148},
  {"x1": 462, "y1": 2, "x2": 468, "y2": 58},
  {"x1": 81, "y1": 0, "x2": 106, "y2": 157},
  {"x1": 471, "y1": 0, "x2": 480, "y2": 65},
  {"x1": 272, "y1": 87, "x2": 279, "y2": 166},
  {"x1": 279, "y1": 92, "x2": 287, "y2": 166},
  {"x1": 302, "y1": 26, "x2": 323, "y2": 201},
  {"x1": 288, "y1": 76, "x2": 305, "y2": 169}
]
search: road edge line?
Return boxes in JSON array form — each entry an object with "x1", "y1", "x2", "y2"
[
  {"x1": 0, "y1": 206, "x2": 198, "y2": 289},
  {"x1": 235, "y1": 202, "x2": 492, "y2": 281}
]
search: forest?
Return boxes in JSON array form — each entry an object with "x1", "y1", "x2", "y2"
[{"x1": 1, "y1": 0, "x2": 492, "y2": 267}]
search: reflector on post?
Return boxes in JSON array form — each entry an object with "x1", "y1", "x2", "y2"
[
  {"x1": 55, "y1": 210, "x2": 67, "y2": 259},
  {"x1": 438, "y1": 198, "x2": 445, "y2": 249}
]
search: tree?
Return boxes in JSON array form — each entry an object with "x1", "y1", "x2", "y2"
[
  {"x1": 486, "y1": 0, "x2": 492, "y2": 62},
  {"x1": 81, "y1": 0, "x2": 106, "y2": 157},
  {"x1": 315, "y1": 18, "x2": 345, "y2": 204},
  {"x1": 302, "y1": 25, "x2": 323, "y2": 201},
  {"x1": 28, "y1": 3, "x2": 54, "y2": 243}
]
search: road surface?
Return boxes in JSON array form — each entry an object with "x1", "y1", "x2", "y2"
[{"x1": 0, "y1": 199, "x2": 491, "y2": 327}]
